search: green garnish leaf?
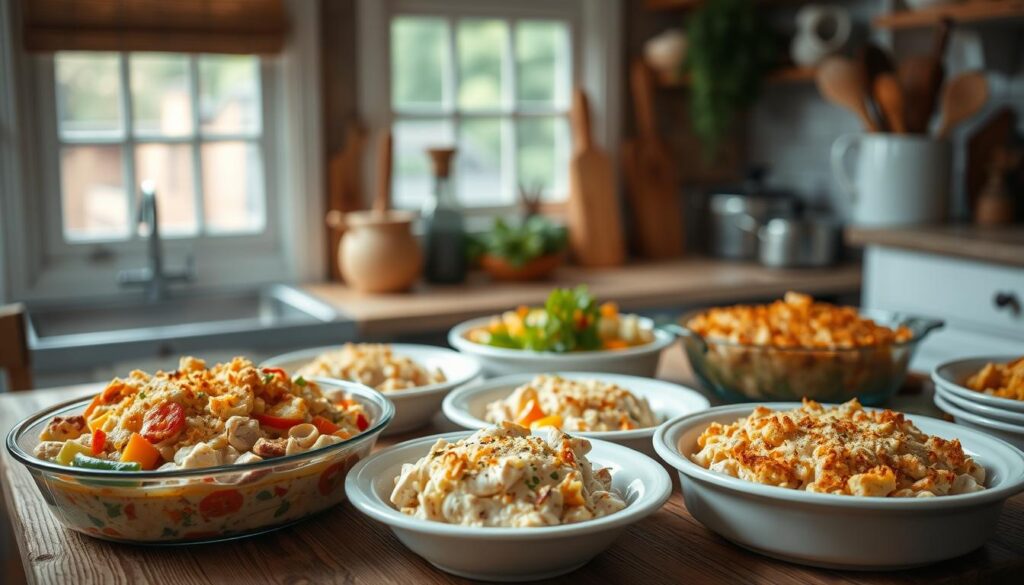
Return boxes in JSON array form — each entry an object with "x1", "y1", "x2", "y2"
[{"x1": 293, "y1": 376, "x2": 307, "y2": 387}]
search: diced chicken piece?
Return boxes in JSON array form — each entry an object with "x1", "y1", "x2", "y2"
[{"x1": 39, "y1": 416, "x2": 88, "y2": 442}]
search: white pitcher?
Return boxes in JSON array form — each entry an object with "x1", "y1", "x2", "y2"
[{"x1": 831, "y1": 133, "x2": 951, "y2": 226}]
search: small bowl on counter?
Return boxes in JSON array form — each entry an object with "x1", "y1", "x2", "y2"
[
  {"x1": 442, "y1": 372, "x2": 709, "y2": 457},
  {"x1": 345, "y1": 430, "x2": 671, "y2": 581},
  {"x1": 671, "y1": 308, "x2": 942, "y2": 405},
  {"x1": 653, "y1": 403, "x2": 1024, "y2": 570},
  {"x1": 449, "y1": 316, "x2": 675, "y2": 378},
  {"x1": 264, "y1": 344, "x2": 481, "y2": 435},
  {"x1": 932, "y1": 356, "x2": 1024, "y2": 415},
  {"x1": 5, "y1": 379, "x2": 394, "y2": 544}
]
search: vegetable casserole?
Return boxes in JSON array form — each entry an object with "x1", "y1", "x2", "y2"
[
  {"x1": 965, "y1": 356, "x2": 1024, "y2": 401},
  {"x1": 483, "y1": 375, "x2": 659, "y2": 432},
  {"x1": 296, "y1": 343, "x2": 446, "y2": 392},
  {"x1": 691, "y1": 399, "x2": 986, "y2": 497},
  {"x1": 390, "y1": 422, "x2": 625, "y2": 527}
]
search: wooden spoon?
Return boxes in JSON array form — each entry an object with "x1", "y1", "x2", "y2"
[
  {"x1": 816, "y1": 57, "x2": 879, "y2": 132},
  {"x1": 899, "y1": 19, "x2": 952, "y2": 133},
  {"x1": 372, "y1": 130, "x2": 393, "y2": 215},
  {"x1": 859, "y1": 43, "x2": 895, "y2": 130},
  {"x1": 937, "y1": 71, "x2": 989, "y2": 139},
  {"x1": 873, "y1": 73, "x2": 907, "y2": 134}
]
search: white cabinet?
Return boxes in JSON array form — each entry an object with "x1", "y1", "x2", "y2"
[{"x1": 862, "y1": 246, "x2": 1024, "y2": 372}]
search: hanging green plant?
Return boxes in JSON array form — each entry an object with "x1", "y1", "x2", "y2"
[{"x1": 684, "y1": 0, "x2": 776, "y2": 159}]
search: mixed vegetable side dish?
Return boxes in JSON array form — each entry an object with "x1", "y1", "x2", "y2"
[
  {"x1": 34, "y1": 356, "x2": 369, "y2": 472},
  {"x1": 465, "y1": 286, "x2": 654, "y2": 352}
]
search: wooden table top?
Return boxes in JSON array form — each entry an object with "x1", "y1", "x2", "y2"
[
  {"x1": 846, "y1": 225, "x2": 1024, "y2": 268},
  {"x1": 302, "y1": 259, "x2": 862, "y2": 337},
  {"x1": 2, "y1": 349, "x2": 1021, "y2": 585}
]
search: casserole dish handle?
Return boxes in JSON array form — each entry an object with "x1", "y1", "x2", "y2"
[{"x1": 658, "y1": 323, "x2": 708, "y2": 354}]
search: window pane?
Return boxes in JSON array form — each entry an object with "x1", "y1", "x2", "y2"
[
  {"x1": 516, "y1": 21, "x2": 570, "y2": 108},
  {"x1": 130, "y1": 54, "x2": 193, "y2": 137},
  {"x1": 517, "y1": 117, "x2": 570, "y2": 201},
  {"x1": 199, "y1": 55, "x2": 260, "y2": 135},
  {"x1": 393, "y1": 119, "x2": 455, "y2": 209},
  {"x1": 458, "y1": 118, "x2": 508, "y2": 207},
  {"x1": 55, "y1": 52, "x2": 123, "y2": 138},
  {"x1": 391, "y1": 17, "x2": 449, "y2": 112},
  {"x1": 201, "y1": 142, "x2": 265, "y2": 234},
  {"x1": 135, "y1": 143, "x2": 197, "y2": 236},
  {"x1": 60, "y1": 145, "x2": 129, "y2": 241},
  {"x1": 457, "y1": 19, "x2": 507, "y2": 110}
]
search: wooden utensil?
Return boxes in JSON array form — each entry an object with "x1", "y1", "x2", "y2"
[
  {"x1": 623, "y1": 60, "x2": 684, "y2": 259},
  {"x1": 859, "y1": 43, "x2": 895, "y2": 131},
  {"x1": 373, "y1": 130, "x2": 393, "y2": 215},
  {"x1": 326, "y1": 121, "x2": 366, "y2": 281},
  {"x1": 567, "y1": 88, "x2": 626, "y2": 267},
  {"x1": 873, "y1": 73, "x2": 907, "y2": 134},
  {"x1": 899, "y1": 19, "x2": 952, "y2": 133},
  {"x1": 816, "y1": 57, "x2": 880, "y2": 132},
  {"x1": 937, "y1": 71, "x2": 989, "y2": 139}
]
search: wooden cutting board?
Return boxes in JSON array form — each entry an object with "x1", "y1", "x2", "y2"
[
  {"x1": 327, "y1": 121, "x2": 366, "y2": 281},
  {"x1": 567, "y1": 88, "x2": 626, "y2": 267},
  {"x1": 623, "y1": 60, "x2": 684, "y2": 258}
]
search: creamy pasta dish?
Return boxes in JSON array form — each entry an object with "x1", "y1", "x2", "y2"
[
  {"x1": 691, "y1": 399, "x2": 986, "y2": 497},
  {"x1": 391, "y1": 423, "x2": 626, "y2": 527},
  {"x1": 484, "y1": 375, "x2": 659, "y2": 432},
  {"x1": 34, "y1": 356, "x2": 370, "y2": 472},
  {"x1": 297, "y1": 343, "x2": 446, "y2": 392},
  {"x1": 965, "y1": 356, "x2": 1024, "y2": 400}
]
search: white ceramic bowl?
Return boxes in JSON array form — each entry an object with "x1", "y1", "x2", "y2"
[
  {"x1": 264, "y1": 344, "x2": 481, "y2": 435},
  {"x1": 933, "y1": 392, "x2": 1024, "y2": 451},
  {"x1": 653, "y1": 403, "x2": 1024, "y2": 570},
  {"x1": 345, "y1": 431, "x2": 672, "y2": 581},
  {"x1": 448, "y1": 316, "x2": 675, "y2": 378},
  {"x1": 931, "y1": 356, "x2": 1024, "y2": 414},
  {"x1": 442, "y1": 372, "x2": 709, "y2": 457},
  {"x1": 935, "y1": 384, "x2": 1024, "y2": 426}
]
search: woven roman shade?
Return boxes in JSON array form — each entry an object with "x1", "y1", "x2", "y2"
[{"x1": 22, "y1": 0, "x2": 287, "y2": 54}]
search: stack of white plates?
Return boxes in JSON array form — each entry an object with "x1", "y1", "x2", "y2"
[{"x1": 931, "y1": 356, "x2": 1024, "y2": 450}]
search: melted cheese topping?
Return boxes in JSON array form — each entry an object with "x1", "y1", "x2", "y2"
[
  {"x1": 297, "y1": 343, "x2": 445, "y2": 392},
  {"x1": 691, "y1": 399, "x2": 986, "y2": 497},
  {"x1": 484, "y1": 375, "x2": 659, "y2": 432},
  {"x1": 390, "y1": 423, "x2": 626, "y2": 527},
  {"x1": 966, "y1": 356, "x2": 1024, "y2": 400}
]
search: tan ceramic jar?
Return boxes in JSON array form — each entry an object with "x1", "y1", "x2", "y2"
[{"x1": 339, "y1": 210, "x2": 422, "y2": 293}]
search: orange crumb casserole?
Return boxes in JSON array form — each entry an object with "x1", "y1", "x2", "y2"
[
  {"x1": 965, "y1": 356, "x2": 1024, "y2": 401},
  {"x1": 686, "y1": 292, "x2": 913, "y2": 349},
  {"x1": 691, "y1": 399, "x2": 986, "y2": 497}
]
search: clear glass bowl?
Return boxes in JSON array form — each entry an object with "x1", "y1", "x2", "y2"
[
  {"x1": 673, "y1": 309, "x2": 943, "y2": 405},
  {"x1": 5, "y1": 379, "x2": 394, "y2": 544}
]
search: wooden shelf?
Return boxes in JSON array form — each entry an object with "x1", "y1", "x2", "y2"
[
  {"x1": 873, "y1": 0, "x2": 1024, "y2": 30},
  {"x1": 656, "y1": 66, "x2": 817, "y2": 88}
]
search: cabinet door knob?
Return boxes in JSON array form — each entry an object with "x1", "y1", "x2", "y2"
[{"x1": 994, "y1": 291, "x2": 1021, "y2": 316}]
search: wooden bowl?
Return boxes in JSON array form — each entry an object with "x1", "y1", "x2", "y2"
[{"x1": 479, "y1": 253, "x2": 562, "y2": 282}]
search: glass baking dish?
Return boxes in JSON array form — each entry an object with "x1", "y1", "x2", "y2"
[
  {"x1": 5, "y1": 379, "x2": 393, "y2": 545},
  {"x1": 671, "y1": 309, "x2": 943, "y2": 405}
]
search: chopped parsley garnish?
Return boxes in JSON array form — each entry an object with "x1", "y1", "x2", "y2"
[
  {"x1": 293, "y1": 376, "x2": 307, "y2": 387},
  {"x1": 262, "y1": 373, "x2": 275, "y2": 384},
  {"x1": 138, "y1": 391, "x2": 146, "y2": 399},
  {"x1": 550, "y1": 472, "x2": 559, "y2": 480}
]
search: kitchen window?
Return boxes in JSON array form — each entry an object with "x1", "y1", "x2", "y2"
[
  {"x1": 359, "y1": 0, "x2": 621, "y2": 215},
  {"x1": 49, "y1": 51, "x2": 268, "y2": 243}
]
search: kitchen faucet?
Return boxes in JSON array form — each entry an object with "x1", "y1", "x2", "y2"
[{"x1": 117, "y1": 180, "x2": 195, "y2": 302}]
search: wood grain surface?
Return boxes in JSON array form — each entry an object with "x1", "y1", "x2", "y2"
[
  {"x1": 846, "y1": 225, "x2": 1024, "y2": 268},
  {"x1": 2, "y1": 351, "x2": 1021, "y2": 585}
]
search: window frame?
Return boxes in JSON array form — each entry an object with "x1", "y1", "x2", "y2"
[{"x1": 357, "y1": 0, "x2": 622, "y2": 218}]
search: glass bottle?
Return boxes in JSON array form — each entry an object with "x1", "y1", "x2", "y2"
[{"x1": 422, "y1": 147, "x2": 466, "y2": 284}]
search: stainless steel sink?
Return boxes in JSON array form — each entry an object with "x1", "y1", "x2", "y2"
[{"x1": 27, "y1": 285, "x2": 355, "y2": 371}]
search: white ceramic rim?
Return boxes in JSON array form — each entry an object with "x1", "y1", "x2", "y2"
[
  {"x1": 935, "y1": 385, "x2": 1024, "y2": 426},
  {"x1": 442, "y1": 372, "x2": 710, "y2": 441},
  {"x1": 345, "y1": 430, "x2": 672, "y2": 539},
  {"x1": 263, "y1": 343, "x2": 482, "y2": 399},
  {"x1": 447, "y1": 316, "x2": 675, "y2": 361},
  {"x1": 653, "y1": 402, "x2": 1024, "y2": 510},
  {"x1": 934, "y1": 392, "x2": 1024, "y2": 435},
  {"x1": 931, "y1": 356, "x2": 1024, "y2": 413}
]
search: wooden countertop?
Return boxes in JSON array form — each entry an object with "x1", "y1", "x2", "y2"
[
  {"x1": 846, "y1": 225, "x2": 1024, "y2": 267},
  {"x1": 2, "y1": 350, "x2": 1020, "y2": 585},
  {"x1": 302, "y1": 259, "x2": 862, "y2": 337}
]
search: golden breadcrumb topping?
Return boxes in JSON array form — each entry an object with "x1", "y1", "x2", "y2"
[
  {"x1": 686, "y1": 291, "x2": 913, "y2": 349},
  {"x1": 297, "y1": 343, "x2": 445, "y2": 392},
  {"x1": 966, "y1": 356, "x2": 1024, "y2": 400},
  {"x1": 691, "y1": 399, "x2": 985, "y2": 497}
]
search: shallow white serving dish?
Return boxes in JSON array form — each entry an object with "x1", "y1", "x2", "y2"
[
  {"x1": 442, "y1": 372, "x2": 709, "y2": 457},
  {"x1": 345, "y1": 431, "x2": 672, "y2": 581},
  {"x1": 264, "y1": 344, "x2": 481, "y2": 435},
  {"x1": 653, "y1": 403, "x2": 1024, "y2": 570},
  {"x1": 936, "y1": 384, "x2": 1024, "y2": 426},
  {"x1": 932, "y1": 356, "x2": 1024, "y2": 414},
  {"x1": 933, "y1": 393, "x2": 1024, "y2": 451},
  {"x1": 448, "y1": 316, "x2": 675, "y2": 378}
]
